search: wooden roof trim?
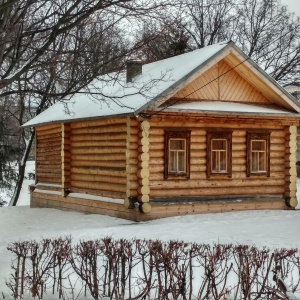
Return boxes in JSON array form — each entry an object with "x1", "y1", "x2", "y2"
[
  {"x1": 149, "y1": 109, "x2": 300, "y2": 123},
  {"x1": 228, "y1": 44, "x2": 300, "y2": 113},
  {"x1": 135, "y1": 45, "x2": 233, "y2": 113}
]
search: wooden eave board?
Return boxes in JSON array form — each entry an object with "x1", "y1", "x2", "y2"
[
  {"x1": 155, "y1": 109, "x2": 300, "y2": 123},
  {"x1": 173, "y1": 59, "x2": 271, "y2": 105},
  {"x1": 223, "y1": 51, "x2": 298, "y2": 112}
]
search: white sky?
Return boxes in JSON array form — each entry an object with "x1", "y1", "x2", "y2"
[{"x1": 281, "y1": 0, "x2": 300, "y2": 16}]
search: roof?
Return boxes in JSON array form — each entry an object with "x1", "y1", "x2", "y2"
[{"x1": 23, "y1": 41, "x2": 300, "y2": 127}]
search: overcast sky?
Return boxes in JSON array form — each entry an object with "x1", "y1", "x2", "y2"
[{"x1": 280, "y1": 0, "x2": 300, "y2": 16}]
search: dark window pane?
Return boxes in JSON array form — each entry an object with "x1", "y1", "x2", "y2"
[
  {"x1": 169, "y1": 151, "x2": 176, "y2": 172},
  {"x1": 212, "y1": 139, "x2": 226, "y2": 150},
  {"x1": 170, "y1": 139, "x2": 185, "y2": 150},
  {"x1": 219, "y1": 151, "x2": 227, "y2": 171},
  {"x1": 178, "y1": 151, "x2": 185, "y2": 172},
  {"x1": 252, "y1": 140, "x2": 265, "y2": 151}
]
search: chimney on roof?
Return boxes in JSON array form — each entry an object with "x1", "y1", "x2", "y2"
[{"x1": 126, "y1": 59, "x2": 142, "y2": 83}]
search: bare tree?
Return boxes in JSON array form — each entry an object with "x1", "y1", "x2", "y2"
[
  {"x1": 234, "y1": 0, "x2": 300, "y2": 84},
  {"x1": 136, "y1": 0, "x2": 300, "y2": 84},
  {"x1": 137, "y1": 17, "x2": 191, "y2": 63},
  {"x1": 0, "y1": 0, "x2": 166, "y2": 206},
  {"x1": 183, "y1": 0, "x2": 237, "y2": 48}
]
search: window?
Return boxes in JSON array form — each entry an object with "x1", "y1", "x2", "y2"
[
  {"x1": 207, "y1": 131, "x2": 232, "y2": 178},
  {"x1": 247, "y1": 132, "x2": 270, "y2": 176},
  {"x1": 164, "y1": 131, "x2": 191, "y2": 179}
]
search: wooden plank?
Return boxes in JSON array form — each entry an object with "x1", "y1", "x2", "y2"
[
  {"x1": 70, "y1": 173, "x2": 128, "y2": 185},
  {"x1": 70, "y1": 187, "x2": 126, "y2": 199},
  {"x1": 36, "y1": 124, "x2": 61, "y2": 131},
  {"x1": 150, "y1": 186, "x2": 285, "y2": 197},
  {"x1": 70, "y1": 133, "x2": 131, "y2": 142},
  {"x1": 70, "y1": 117, "x2": 127, "y2": 129},
  {"x1": 36, "y1": 127, "x2": 61, "y2": 136},
  {"x1": 71, "y1": 167, "x2": 126, "y2": 177},
  {"x1": 71, "y1": 153, "x2": 126, "y2": 161},
  {"x1": 71, "y1": 160, "x2": 127, "y2": 168},
  {"x1": 71, "y1": 124, "x2": 129, "y2": 135},
  {"x1": 71, "y1": 140, "x2": 126, "y2": 148}
]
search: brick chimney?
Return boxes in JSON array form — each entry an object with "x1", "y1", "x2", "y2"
[{"x1": 126, "y1": 59, "x2": 142, "y2": 83}]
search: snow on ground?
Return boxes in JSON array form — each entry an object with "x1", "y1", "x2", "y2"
[{"x1": 1, "y1": 161, "x2": 300, "y2": 298}]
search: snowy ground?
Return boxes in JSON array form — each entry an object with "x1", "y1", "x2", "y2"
[{"x1": 1, "y1": 161, "x2": 300, "y2": 299}]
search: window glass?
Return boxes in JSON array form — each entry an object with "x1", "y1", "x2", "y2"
[
  {"x1": 169, "y1": 139, "x2": 186, "y2": 173},
  {"x1": 207, "y1": 132, "x2": 232, "y2": 178},
  {"x1": 251, "y1": 140, "x2": 266, "y2": 172},
  {"x1": 164, "y1": 131, "x2": 190, "y2": 179},
  {"x1": 247, "y1": 133, "x2": 270, "y2": 177},
  {"x1": 211, "y1": 139, "x2": 227, "y2": 172}
]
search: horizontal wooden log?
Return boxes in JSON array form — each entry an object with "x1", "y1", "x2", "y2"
[
  {"x1": 71, "y1": 180, "x2": 126, "y2": 193},
  {"x1": 71, "y1": 140, "x2": 126, "y2": 148},
  {"x1": 36, "y1": 162, "x2": 61, "y2": 168},
  {"x1": 271, "y1": 137, "x2": 286, "y2": 144},
  {"x1": 149, "y1": 178, "x2": 285, "y2": 189},
  {"x1": 36, "y1": 168, "x2": 62, "y2": 175},
  {"x1": 71, "y1": 160, "x2": 126, "y2": 169},
  {"x1": 36, "y1": 140, "x2": 61, "y2": 149},
  {"x1": 150, "y1": 115, "x2": 286, "y2": 127},
  {"x1": 36, "y1": 159, "x2": 61, "y2": 166},
  {"x1": 36, "y1": 127, "x2": 61, "y2": 136},
  {"x1": 70, "y1": 117, "x2": 127, "y2": 129},
  {"x1": 150, "y1": 186, "x2": 285, "y2": 197},
  {"x1": 37, "y1": 171, "x2": 62, "y2": 178},
  {"x1": 70, "y1": 187, "x2": 126, "y2": 199},
  {"x1": 37, "y1": 176, "x2": 61, "y2": 183},
  {"x1": 71, "y1": 124, "x2": 129, "y2": 135},
  {"x1": 71, "y1": 147, "x2": 126, "y2": 155},
  {"x1": 70, "y1": 133, "x2": 129, "y2": 142},
  {"x1": 37, "y1": 133, "x2": 61, "y2": 141},
  {"x1": 70, "y1": 173, "x2": 128, "y2": 185},
  {"x1": 36, "y1": 153, "x2": 61, "y2": 160},
  {"x1": 71, "y1": 167, "x2": 126, "y2": 177},
  {"x1": 36, "y1": 124, "x2": 61, "y2": 131},
  {"x1": 71, "y1": 153, "x2": 126, "y2": 161},
  {"x1": 126, "y1": 165, "x2": 139, "y2": 174},
  {"x1": 61, "y1": 143, "x2": 71, "y2": 151}
]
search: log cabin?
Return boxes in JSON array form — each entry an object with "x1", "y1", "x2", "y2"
[{"x1": 23, "y1": 41, "x2": 300, "y2": 221}]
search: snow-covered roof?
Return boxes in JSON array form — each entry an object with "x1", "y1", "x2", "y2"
[
  {"x1": 23, "y1": 41, "x2": 300, "y2": 127},
  {"x1": 168, "y1": 101, "x2": 293, "y2": 115}
]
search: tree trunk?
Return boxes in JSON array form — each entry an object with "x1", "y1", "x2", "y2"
[{"x1": 9, "y1": 129, "x2": 35, "y2": 206}]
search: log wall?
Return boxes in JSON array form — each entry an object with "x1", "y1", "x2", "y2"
[
  {"x1": 148, "y1": 115, "x2": 290, "y2": 199},
  {"x1": 69, "y1": 118, "x2": 128, "y2": 199},
  {"x1": 33, "y1": 113, "x2": 297, "y2": 220},
  {"x1": 36, "y1": 124, "x2": 62, "y2": 184},
  {"x1": 284, "y1": 125, "x2": 298, "y2": 207}
]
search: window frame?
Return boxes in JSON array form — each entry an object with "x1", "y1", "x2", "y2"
[
  {"x1": 207, "y1": 131, "x2": 232, "y2": 178},
  {"x1": 164, "y1": 130, "x2": 191, "y2": 179},
  {"x1": 246, "y1": 131, "x2": 270, "y2": 177}
]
